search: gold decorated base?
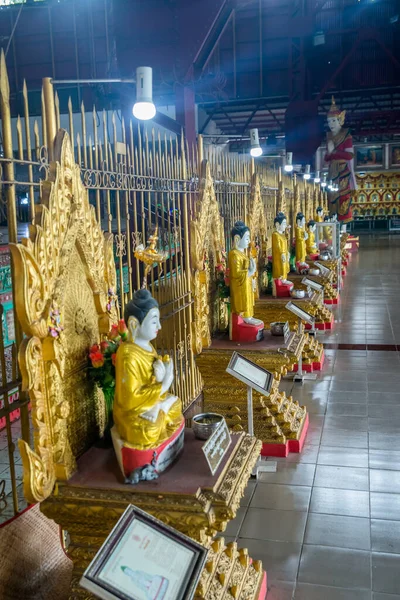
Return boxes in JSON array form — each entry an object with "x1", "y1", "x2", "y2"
[
  {"x1": 255, "y1": 295, "x2": 332, "y2": 329},
  {"x1": 197, "y1": 350, "x2": 308, "y2": 445},
  {"x1": 40, "y1": 430, "x2": 264, "y2": 600}
]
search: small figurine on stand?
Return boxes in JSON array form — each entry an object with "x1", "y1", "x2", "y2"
[
  {"x1": 228, "y1": 221, "x2": 264, "y2": 342},
  {"x1": 324, "y1": 96, "x2": 357, "y2": 232},
  {"x1": 295, "y1": 212, "x2": 310, "y2": 274},
  {"x1": 112, "y1": 289, "x2": 185, "y2": 484},
  {"x1": 272, "y1": 212, "x2": 293, "y2": 298}
]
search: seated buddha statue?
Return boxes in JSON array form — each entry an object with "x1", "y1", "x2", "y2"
[
  {"x1": 112, "y1": 289, "x2": 184, "y2": 483},
  {"x1": 271, "y1": 212, "x2": 293, "y2": 297},
  {"x1": 228, "y1": 221, "x2": 264, "y2": 341},
  {"x1": 306, "y1": 220, "x2": 319, "y2": 258},
  {"x1": 295, "y1": 212, "x2": 310, "y2": 274}
]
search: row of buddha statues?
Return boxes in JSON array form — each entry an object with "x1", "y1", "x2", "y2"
[{"x1": 109, "y1": 204, "x2": 342, "y2": 484}]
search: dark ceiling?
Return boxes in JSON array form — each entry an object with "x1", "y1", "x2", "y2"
[{"x1": 1, "y1": 0, "x2": 399, "y2": 157}]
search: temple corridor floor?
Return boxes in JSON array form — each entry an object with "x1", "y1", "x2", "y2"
[
  {"x1": 223, "y1": 233, "x2": 400, "y2": 599},
  {"x1": 1, "y1": 234, "x2": 400, "y2": 599}
]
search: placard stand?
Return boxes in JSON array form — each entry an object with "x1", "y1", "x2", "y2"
[
  {"x1": 247, "y1": 385, "x2": 254, "y2": 437},
  {"x1": 293, "y1": 318, "x2": 317, "y2": 382}
]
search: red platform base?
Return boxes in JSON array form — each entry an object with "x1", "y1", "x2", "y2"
[
  {"x1": 308, "y1": 253, "x2": 320, "y2": 261},
  {"x1": 258, "y1": 571, "x2": 267, "y2": 600},
  {"x1": 325, "y1": 296, "x2": 339, "y2": 305},
  {"x1": 230, "y1": 313, "x2": 264, "y2": 343},
  {"x1": 260, "y1": 413, "x2": 309, "y2": 457},
  {"x1": 305, "y1": 321, "x2": 325, "y2": 331},
  {"x1": 273, "y1": 278, "x2": 294, "y2": 298},
  {"x1": 347, "y1": 237, "x2": 359, "y2": 253}
]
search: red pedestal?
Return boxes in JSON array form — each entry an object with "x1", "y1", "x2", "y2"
[
  {"x1": 296, "y1": 261, "x2": 309, "y2": 275},
  {"x1": 313, "y1": 349, "x2": 325, "y2": 371},
  {"x1": 306, "y1": 322, "x2": 325, "y2": 331},
  {"x1": 273, "y1": 278, "x2": 294, "y2": 298},
  {"x1": 308, "y1": 253, "x2": 319, "y2": 261},
  {"x1": 113, "y1": 419, "x2": 185, "y2": 479},
  {"x1": 292, "y1": 362, "x2": 313, "y2": 373},
  {"x1": 231, "y1": 313, "x2": 264, "y2": 343},
  {"x1": 260, "y1": 413, "x2": 309, "y2": 457}
]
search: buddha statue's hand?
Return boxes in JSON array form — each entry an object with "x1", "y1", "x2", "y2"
[
  {"x1": 281, "y1": 253, "x2": 286, "y2": 263},
  {"x1": 153, "y1": 359, "x2": 166, "y2": 383},
  {"x1": 304, "y1": 232, "x2": 309, "y2": 240},
  {"x1": 327, "y1": 140, "x2": 335, "y2": 154},
  {"x1": 248, "y1": 257, "x2": 256, "y2": 277},
  {"x1": 160, "y1": 359, "x2": 174, "y2": 394}
]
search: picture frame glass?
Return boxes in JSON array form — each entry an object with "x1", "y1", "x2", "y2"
[{"x1": 356, "y1": 146, "x2": 383, "y2": 167}]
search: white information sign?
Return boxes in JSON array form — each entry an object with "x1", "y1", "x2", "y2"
[
  {"x1": 313, "y1": 261, "x2": 331, "y2": 277},
  {"x1": 285, "y1": 301, "x2": 315, "y2": 325},
  {"x1": 302, "y1": 277, "x2": 324, "y2": 293},
  {"x1": 202, "y1": 418, "x2": 232, "y2": 476},
  {"x1": 226, "y1": 352, "x2": 274, "y2": 396}
]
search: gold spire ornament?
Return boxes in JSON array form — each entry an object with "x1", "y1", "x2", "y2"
[
  {"x1": 328, "y1": 95, "x2": 346, "y2": 126},
  {"x1": 134, "y1": 227, "x2": 168, "y2": 288}
]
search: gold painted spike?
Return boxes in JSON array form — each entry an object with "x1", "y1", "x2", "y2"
[
  {"x1": 88, "y1": 136, "x2": 93, "y2": 169},
  {"x1": 81, "y1": 101, "x2": 87, "y2": 167},
  {"x1": 55, "y1": 91, "x2": 61, "y2": 131},
  {"x1": 16, "y1": 116, "x2": 23, "y2": 160},
  {"x1": 41, "y1": 88, "x2": 47, "y2": 148},
  {"x1": 102, "y1": 109, "x2": 108, "y2": 166},
  {"x1": 33, "y1": 120, "x2": 40, "y2": 157},
  {"x1": 76, "y1": 132, "x2": 82, "y2": 167},
  {"x1": 0, "y1": 48, "x2": 10, "y2": 102},
  {"x1": 22, "y1": 81, "x2": 32, "y2": 159},
  {"x1": 68, "y1": 97, "x2": 75, "y2": 160}
]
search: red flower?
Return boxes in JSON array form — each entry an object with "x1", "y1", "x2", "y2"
[
  {"x1": 118, "y1": 319, "x2": 128, "y2": 341},
  {"x1": 89, "y1": 344, "x2": 100, "y2": 354},
  {"x1": 90, "y1": 351, "x2": 105, "y2": 368},
  {"x1": 111, "y1": 353, "x2": 117, "y2": 366},
  {"x1": 216, "y1": 264, "x2": 225, "y2": 273},
  {"x1": 100, "y1": 341, "x2": 109, "y2": 352},
  {"x1": 109, "y1": 324, "x2": 120, "y2": 340}
]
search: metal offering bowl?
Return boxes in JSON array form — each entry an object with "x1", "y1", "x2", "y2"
[
  {"x1": 192, "y1": 413, "x2": 224, "y2": 440},
  {"x1": 270, "y1": 322, "x2": 286, "y2": 336}
]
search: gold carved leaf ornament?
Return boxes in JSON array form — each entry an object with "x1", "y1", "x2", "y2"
[{"x1": 10, "y1": 130, "x2": 118, "y2": 504}]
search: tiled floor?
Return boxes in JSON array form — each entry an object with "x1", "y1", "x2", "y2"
[
  {"x1": 2, "y1": 234, "x2": 400, "y2": 599},
  {"x1": 225, "y1": 234, "x2": 400, "y2": 599}
]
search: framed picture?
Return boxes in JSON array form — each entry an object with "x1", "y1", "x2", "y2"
[
  {"x1": 226, "y1": 352, "x2": 274, "y2": 396},
  {"x1": 80, "y1": 506, "x2": 208, "y2": 600},
  {"x1": 356, "y1": 146, "x2": 383, "y2": 168},
  {"x1": 391, "y1": 145, "x2": 400, "y2": 167}
]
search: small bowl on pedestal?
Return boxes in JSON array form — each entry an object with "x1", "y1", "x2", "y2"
[
  {"x1": 192, "y1": 413, "x2": 224, "y2": 440},
  {"x1": 270, "y1": 322, "x2": 286, "y2": 336},
  {"x1": 291, "y1": 289, "x2": 306, "y2": 299}
]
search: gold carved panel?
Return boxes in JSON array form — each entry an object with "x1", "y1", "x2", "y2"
[{"x1": 10, "y1": 130, "x2": 118, "y2": 504}]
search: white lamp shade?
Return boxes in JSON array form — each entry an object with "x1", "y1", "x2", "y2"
[
  {"x1": 250, "y1": 128, "x2": 262, "y2": 157},
  {"x1": 133, "y1": 66, "x2": 156, "y2": 121},
  {"x1": 304, "y1": 164, "x2": 311, "y2": 180}
]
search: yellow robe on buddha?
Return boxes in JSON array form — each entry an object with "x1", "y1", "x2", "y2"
[
  {"x1": 315, "y1": 214, "x2": 323, "y2": 223},
  {"x1": 228, "y1": 248, "x2": 254, "y2": 318},
  {"x1": 113, "y1": 342, "x2": 182, "y2": 450},
  {"x1": 272, "y1": 231, "x2": 290, "y2": 280},
  {"x1": 306, "y1": 230, "x2": 318, "y2": 256},
  {"x1": 295, "y1": 226, "x2": 307, "y2": 263}
]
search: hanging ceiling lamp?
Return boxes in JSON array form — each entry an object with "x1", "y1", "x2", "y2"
[{"x1": 132, "y1": 67, "x2": 156, "y2": 121}]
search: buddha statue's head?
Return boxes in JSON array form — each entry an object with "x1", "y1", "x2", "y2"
[
  {"x1": 327, "y1": 96, "x2": 345, "y2": 136},
  {"x1": 124, "y1": 289, "x2": 161, "y2": 343},
  {"x1": 231, "y1": 221, "x2": 251, "y2": 250},
  {"x1": 296, "y1": 212, "x2": 306, "y2": 228},
  {"x1": 316, "y1": 206, "x2": 324, "y2": 218},
  {"x1": 323, "y1": 215, "x2": 330, "y2": 222},
  {"x1": 274, "y1": 212, "x2": 287, "y2": 233},
  {"x1": 307, "y1": 220, "x2": 316, "y2": 233}
]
